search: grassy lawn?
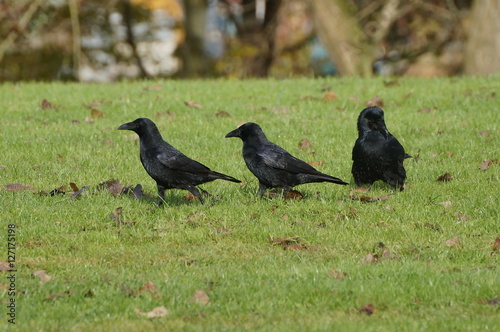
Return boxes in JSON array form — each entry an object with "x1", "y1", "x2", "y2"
[{"x1": 1, "y1": 77, "x2": 499, "y2": 331}]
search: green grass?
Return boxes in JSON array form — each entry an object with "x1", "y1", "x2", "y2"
[{"x1": 1, "y1": 77, "x2": 499, "y2": 331}]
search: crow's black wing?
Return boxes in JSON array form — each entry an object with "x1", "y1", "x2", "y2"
[
  {"x1": 157, "y1": 151, "x2": 211, "y2": 174},
  {"x1": 258, "y1": 143, "x2": 318, "y2": 174}
]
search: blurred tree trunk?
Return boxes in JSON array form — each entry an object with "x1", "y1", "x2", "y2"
[
  {"x1": 465, "y1": 0, "x2": 500, "y2": 75},
  {"x1": 311, "y1": 0, "x2": 371, "y2": 76},
  {"x1": 176, "y1": 0, "x2": 210, "y2": 78}
]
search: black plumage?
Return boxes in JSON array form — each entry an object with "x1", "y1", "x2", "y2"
[
  {"x1": 118, "y1": 118, "x2": 241, "y2": 205},
  {"x1": 225, "y1": 122, "x2": 347, "y2": 196},
  {"x1": 351, "y1": 107, "x2": 409, "y2": 191}
]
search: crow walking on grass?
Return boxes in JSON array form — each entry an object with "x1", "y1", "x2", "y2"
[
  {"x1": 225, "y1": 122, "x2": 347, "y2": 196},
  {"x1": 118, "y1": 118, "x2": 241, "y2": 205},
  {"x1": 351, "y1": 107, "x2": 409, "y2": 191}
]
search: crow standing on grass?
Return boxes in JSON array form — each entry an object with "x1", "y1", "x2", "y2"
[
  {"x1": 352, "y1": 107, "x2": 410, "y2": 191},
  {"x1": 118, "y1": 118, "x2": 241, "y2": 205},
  {"x1": 225, "y1": 122, "x2": 347, "y2": 196}
]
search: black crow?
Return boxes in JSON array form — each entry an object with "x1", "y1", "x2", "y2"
[
  {"x1": 225, "y1": 122, "x2": 347, "y2": 196},
  {"x1": 352, "y1": 107, "x2": 409, "y2": 191},
  {"x1": 118, "y1": 118, "x2": 241, "y2": 205}
]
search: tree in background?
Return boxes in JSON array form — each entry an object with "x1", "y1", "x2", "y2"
[{"x1": 0, "y1": 0, "x2": 498, "y2": 81}]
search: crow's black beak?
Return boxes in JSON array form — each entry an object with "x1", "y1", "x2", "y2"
[
  {"x1": 225, "y1": 128, "x2": 240, "y2": 138},
  {"x1": 118, "y1": 122, "x2": 135, "y2": 131}
]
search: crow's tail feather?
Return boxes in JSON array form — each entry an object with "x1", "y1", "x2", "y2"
[
  {"x1": 310, "y1": 173, "x2": 348, "y2": 186},
  {"x1": 213, "y1": 172, "x2": 242, "y2": 183}
]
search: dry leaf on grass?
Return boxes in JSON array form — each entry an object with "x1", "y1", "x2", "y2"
[
  {"x1": 284, "y1": 190, "x2": 303, "y2": 200},
  {"x1": 41, "y1": 99, "x2": 58, "y2": 109},
  {"x1": 478, "y1": 159, "x2": 498, "y2": 171},
  {"x1": 184, "y1": 100, "x2": 202, "y2": 108},
  {"x1": 307, "y1": 160, "x2": 324, "y2": 167},
  {"x1": 0, "y1": 262, "x2": 11, "y2": 271},
  {"x1": 478, "y1": 298, "x2": 500, "y2": 306},
  {"x1": 215, "y1": 110, "x2": 231, "y2": 118},
  {"x1": 365, "y1": 96, "x2": 384, "y2": 107},
  {"x1": 91, "y1": 109, "x2": 104, "y2": 118},
  {"x1": 322, "y1": 91, "x2": 337, "y2": 101},
  {"x1": 437, "y1": 172, "x2": 453, "y2": 182},
  {"x1": 359, "y1": 304, "x2": 375, "y2": 315},
  {"x1": 42, "y1": 290, "x2": 73, "y2": 301},
  {"x1": 491, "y1": 238, "x2": 500, "y2": 255},
  {"x1": 439, "y1": 201, "x2": 452, "y2": 208},
  {"x1": 32, "y1": 270, "x2": 52, "y2": 283},
  {"x1": 299, "y1": 138, "x2": 312, "y2": 150},
  {"x1": 135, "y1": 306, "x2": 169, "y2": 318},
  {"x1": 328, "y1": 269, "x2": 346, "y2": 280},
  {"x1": 191, "y1": 289, "x2": 210, "y2": 305},
  {"x1": 138, "y1": 281, "x2": 159, "y2": 296},
  {"x1": 3, "y1": 183, "x2": 35, "y2": 192},
  {"x1": 445, "y1": 236, "x2": 462, "y2": 247},
  {"x1": 360, "y1": 253, "x2": 378, "y2": 263}
]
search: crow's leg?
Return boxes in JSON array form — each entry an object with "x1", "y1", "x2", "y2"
[
  {"x1": 258, "y1": 182, "x2": 268, "y2": 196},
  {"x1": 157, "y1": 185, "x2": 167, "y2": 206},
  {"x1": 186, "y1": 185, "x2": 204, "y2": 204}
]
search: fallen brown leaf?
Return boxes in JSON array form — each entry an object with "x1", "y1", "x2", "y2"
[
  {"x1": 191, "y1": 289, "x2": 210, "y2": 305},
  {"x1": 69, "y1": 182, "x2": 79, "y2": 192},
  {"x1": 478, "y1": 298, "x2": 500, "y2": 306},
  {"x1": 284, "y1": 190, "x2": 303, "y2": 200},
  {"x1": 42, "y1": 290, "x2": 73, "y2": 301},
  {"x1": 184, "y1": 100, "x2": 202, "y2": 108},
  {"x1": 41, "y1": 99, "x2": 57, "y2": 109},
  {"x1": 299, "y1": 138, "x2": 312, "y2": 150},
  {"x1": 439, "y1": 201, "x2": 452, "y2": 208},
  {"x1": 477, "y1": 130, "x2": 491, "y2": 136},
  {"x1": 328, "y1": 268, "x2": 346, "y2": 280},
  {"x1": 360, "y1": 253, "x2": 378, "y2": 263},
  {"x1": 32, "y1": 270, "x2": 52, "y2": 283},
  {"x1": 0, "y1": 262, "x2": 11, "y2": 271},
  {"x1": 215, "y1": 110, "x2": 231, "y2": 118},
  {"x1": 478, "y1": 159, "x2": 498, "y2": 171},
  {"x1": 322, "y1": 91, "x2": 337, "y2": 101},
  {"x1": 3, "y1": 183, "x2": 35, "y2": 192},
  {"x1": 492, "y1": 238, "x2": 500, "y2": 253},
  {"x1": 91, "y1": 109, "x2": 104, "y2": 118},
  {"x1": 437, "y1": 172, "x2": 453, "y2": 182},
  {"x1": 445, "y1": 236, "x2": 462, "y2": 247},
  {"x1": 135, "y1": 306, "x2": 169, "y2": 318},
  {"x1": 138, "y1": 281, "x2": 159, "y2": 296},
  {"x1": 184, "y1": 192, "x2": 200, "y2": 201},
  {"x1": 98, "y1": 179, "x2": 124, "y2": 196},
  {"x1": 359, "y1": 304, "x2": 375, "y2": 315},
  {"x1": 365, "y1": 96, "x2": 384, "y2": 108},
  {"x1": 307, "y1": 160, "x2": 324, "y2": 167}
]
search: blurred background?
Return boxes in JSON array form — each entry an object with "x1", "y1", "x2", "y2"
[{"x1": 0, "y1": 0, "x2": 498, "y2": 82}]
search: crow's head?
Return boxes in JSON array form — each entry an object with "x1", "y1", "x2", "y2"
[
  {"x1": 225, "y1": 122, "x2": 266, "y2": 141},
  {"x1": 118, "y1": 118, "x2": 159, "y2": 137},
  {"x1": 357, "y1": 107, "x2": 389, "y2": 138}
]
